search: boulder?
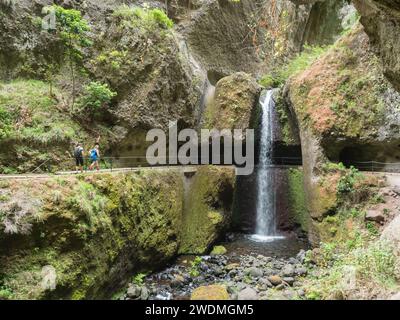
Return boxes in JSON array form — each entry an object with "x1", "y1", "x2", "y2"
[
  {"x1": 204, "y1": 72, "x2": 261, "y2": 134},
  {"x1": 353, "y1": 0, "x2": 400, "y2": 91},
  {"x1": 282, "y1": 264, "x2": 296, "y2": 277},
  {"x1": 365, "y1": 210, "x2": 385, "y2": 224},
  {"x1": 210, "y1": 245, "x2": 227, "y2": 256},
  {"x1": 381, "y1": 214, "x2": 400, "y2": 255},
  {"x1": 140, "y1": 287, "x2": 149, "y2": 300},
  {"x1": 126, "y1": 284, "x2": 142, "y2": 299},
  {"x1": 237, "y1": 287, "x2": 259, "y2": 301},
  {"x1": 247, "y1": 267, "x2": 263, "y2": 278},
  {"x1": 191, "y1": 285, "x2": 230, "y2": 300},
  {"x1": 268, "y1": 275, "x2": 283, "y2": 286}
]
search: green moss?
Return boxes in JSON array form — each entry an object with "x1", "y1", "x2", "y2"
[
  {"x1": 179, "y1": 166, "x2": 235, "y2": 254},
  {"x1": 210, "y1": 245, "x2": 227, "y2": 256},
  {"x1": 275, "y1": 92, "x2": 299, "y2": 146},
  {"x1": 0, "y1": 170, "x2": 184, "y2": 299},
  {"x1": 287, "y1": 168, "x2": 309, "y2": 232},
  {"x1": 113, "y1": 6, "x2": 173, "y2": 30},
  {"x1": 289, "y1": 26, "x2": 388, "y2": 138},
  {"x1": 259, "y1": 45, "x2": 329, "y2": 88},
  {"x1": 0, "y1": 79, "x2": 92, "y2": 172}
]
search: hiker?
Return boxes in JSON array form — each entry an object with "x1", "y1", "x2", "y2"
[
  {"x1": 89, "y1": 144, "x2": 100, "y2": 171},
  {"x1": 74, "y1": 143, "x2": 84, "y2": 173}
]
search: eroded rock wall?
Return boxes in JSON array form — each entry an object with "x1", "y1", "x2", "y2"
[
  {"x1": 284, "y1": 25, "x2": 400, "y2": 243},
  {"x1": 353, "y1": 0, "x2": 400, "y2": 91},
  {"x1": 0, "y1": 167, "x2": 235, "y2": 299}
]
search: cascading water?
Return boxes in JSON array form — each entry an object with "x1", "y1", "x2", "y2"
[{"x1": 250, "y1": 90, "x2": 284, "y2": 242}]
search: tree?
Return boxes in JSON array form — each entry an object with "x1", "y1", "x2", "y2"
[{"x1": 45, "y1": 5, "x2": 91, "y2": 109}]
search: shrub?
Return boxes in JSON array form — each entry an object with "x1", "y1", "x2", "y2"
[
  {"x1": 147, "y1": 8, "x2": 173, "y2": 29},
  {"x1": 0, "y1": 106, "x2": 13, "y2": 140},
  {"x1": 337, "y1": 166, "x2": 361, "y2": 194},
  {"x1": 189, "y1": 256, "x2": 202, "y2": 277},
  {"x1": 113, "y1": 5, "x2": 173, "y2": 30},
  {"x1": 78, "y1": 82, "x2": 116, "y2": 112}
]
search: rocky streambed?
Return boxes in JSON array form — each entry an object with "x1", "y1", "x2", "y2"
[{"x1": 120, "y1": 234, "x2": 310, "y2": 300}]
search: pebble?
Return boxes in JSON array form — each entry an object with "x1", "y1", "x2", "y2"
[{"x1": 122, "y1": 248, "x2": 309, "y2": 300}]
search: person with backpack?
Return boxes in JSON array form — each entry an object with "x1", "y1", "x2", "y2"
[
  {"x1": 89, "y1": 144, "x2": 100, "y2": 171},
  {"x1": 74, "y1": 143, "x2": 85, "y2": 173}
]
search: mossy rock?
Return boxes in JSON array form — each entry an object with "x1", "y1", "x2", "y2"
[
  {"x1": 191, "y1": 285, "x2": 229, "y2": 300},
  {"x1": 0, "y1": 170, "x2": 184, "y2": 299},
  {"x1": 204, "y1": 72, "x2": 261, "y2": 131},
  {"x1": 179, "y1": 166, "x2": 236, "y2": 254},
  {"x1": 210, "y1": 245, "x2": 227, "y2": 256}
]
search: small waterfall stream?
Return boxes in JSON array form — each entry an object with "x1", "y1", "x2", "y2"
[{"x1": 250, "y1": 90, "x2": 284, "y2": 242}]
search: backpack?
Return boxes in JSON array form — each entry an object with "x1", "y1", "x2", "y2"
[
  {"x1": 74, "y1": 147, "x2": 83, "y2": 158},
  {"x1": 90, "y1": 149, "x2": 98, "y2": 159}
]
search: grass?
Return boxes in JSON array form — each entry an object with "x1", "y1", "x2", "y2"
[
  {"x1": 304, "y1": 239, "x2": 399, "y2": 299},
  {"x1": 0, "y1": 79, "x2": 93, "y2": 173},
  {"x1": 0, "y1": 79, "x2": 82, "y2": 145},
  {"x1": 66, "y1": 181, "x2": 111, "y2": 234},
  {"x1": 113, "y1": 5, "x2": 173, "y2": 30},
  {"x1": 259, "y1": 45, "x2": 329, "y2": 87}
]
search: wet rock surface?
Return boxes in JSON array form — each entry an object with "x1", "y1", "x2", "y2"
[{"x1": 121, "y1": 236, "x2": 309, "y2": 300}]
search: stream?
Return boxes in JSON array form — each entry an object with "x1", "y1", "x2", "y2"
[
  {"x1": 120, "y1": 90, "x2": 309, "y2": 301},
  {"x1": 120, "y1": 233, "x2": 309, "y2": 300}
]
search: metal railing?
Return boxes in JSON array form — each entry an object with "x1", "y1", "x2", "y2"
[
  {"x1": 3, "y1": 156, "x2": 400, "y2": 176},
  {"x1": 33, "y1": 156, "x2": 304, "y2": 174}
]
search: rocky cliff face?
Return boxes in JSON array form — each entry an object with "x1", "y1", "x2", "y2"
[
  {"x1": 0, "y1": 167, "x2": 235, "y2": 299},
  {"x1": 353, "y1": 0, "x2": 400, "y2": 91},
  {"x1": 284, "y1": 24, "x2": 400, "y2": 242}
]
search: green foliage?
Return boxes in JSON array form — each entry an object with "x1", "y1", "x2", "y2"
[
  {"x1": 113, "y1": 5, "x2": 173, "y2": 30},
  {"x1": 259, "y1": 45, "x2": 328, "y2": 87},
  {"x1": 0, "y1": 285, "x2": 13, "y2": 300},
  {"x1": 132, "y1": 273, "x2": 147, "y2": 286},
  {"x1": 337, "y1": 166, "x2": 361, "y2": 194},
  {"x1": 78, "y1": 82, "x2": 117, "y2": 112},
  {"x1": 45, "y1": 5, "x2": 91, "y2": 105},
  {"x1": 306, "y1": 239, "x2": 399, "y2": 299},
  {"x1": 353, "y1": 241, "x2": 398, "y2": 284},
  {"x1": 0, "y1": 80, "x2": 81, "y2": 148},
  {"x1": 66, "y1": 181, "x2": 111, "y2": 234},
  {"x1": 0, "y1": 105, "x2": 13, "y2": 140},
  {"x1": 189, "y1": 256, "x2": 202, "y2": 278},
  {"x1": 95, "y1": 50, "x2": 129, "y2": 71},
  {"x1": 365, "y1": 221, "x2": 379, "y2": 237},
  {"x1": 49, "y1": 5, "x2": 91, "y2": 49}
]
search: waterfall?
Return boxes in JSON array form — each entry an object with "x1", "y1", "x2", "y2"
[{"x1": 250, "y1": 90, "x2": 284, "y2": 242}]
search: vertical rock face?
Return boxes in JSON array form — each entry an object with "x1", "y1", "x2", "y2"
[
  {"x1": 0, "y1": 167, "x2": 236, "y2": 299},
  {"x1": 353, "y1": 0, "x2": 400, "y2": 91},
  {"x1": 182, "y1": 0, "x2": 318, "y2": 77},
  {"x1": 284, "y1": 25, "x2": 400, "y2": 243},
  {"x1": 179, "y1": 166, "x2": 236, "y2": 254}
]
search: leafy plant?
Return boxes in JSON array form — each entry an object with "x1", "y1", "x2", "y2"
[
  {"x1": 132, "y1": 273, "x2": 147, "y2": 286},
  {"x1": 337, "y1": 166, "x2": 361, "y2": 194},
  {"x1": 189, "y1": 256, "x2": 202, "y2": 277},
  {"x1": 0, "y1": 285, "x2": 13, "y2": 300},
  {"x1": 0, "y1": 106, "x2": 13, "y2": 140},
  {"x1": 78, "y1": 82, "x2": 116, "y2": 113},
  {"x1": 113, "y1": 5, "x2": 173, "y2": 30},
  {"x1": 366, "y1": 221, "x2": 379, "y2": 237}
]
